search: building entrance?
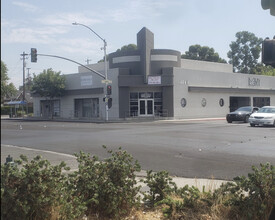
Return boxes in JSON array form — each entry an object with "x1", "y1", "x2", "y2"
[
  {"x1": 139, "y1": 99, "x2": 154, "y2": 116},
  {"x1": 130, "y1": 92, "x2": 162, "y2": 117}
]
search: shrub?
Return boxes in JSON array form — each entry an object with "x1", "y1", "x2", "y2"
[
  {"x1": 1, "y1": 155, "x2": 86, "y2": 220},
  {"x1": 1, "y1": 148, "x2": 274, "y2": 220},
  {"x1": 142, "y1": 170, "x2": 177, "y2": 206},
  {"x1": 68, "y1": 146, "x2": 141, "y2": 219},
  {"x1": 1, "y1": 106, "x2": 10, "y2": 115},
  {"x1": 215, "y1": 162, "x2": 275, "y2": 220},
  {"x1": 155, "y1": 184, "x2": 215, "y2": 219}
]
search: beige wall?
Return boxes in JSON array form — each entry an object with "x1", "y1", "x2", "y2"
[{"x1": 173, "y1": 67, "x2": 275, "y2": 119}]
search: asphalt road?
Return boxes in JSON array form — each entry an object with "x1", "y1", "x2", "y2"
[{"x1": 1, "y1": 119, "x2": 275, "y2": 180}]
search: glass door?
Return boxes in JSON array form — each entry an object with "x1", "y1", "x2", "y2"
[
  {"x1": 139, "y1": 100, "x2": 146, "y2": 115},
  {"x1": 139, "y1": 99, "x2": 154, "y2": 116},
  {"x1": 147, "y1": 100, "x2": 153, "y2": 115}
]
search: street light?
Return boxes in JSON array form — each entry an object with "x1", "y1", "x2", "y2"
[
  {"x1": 72, "y1": 22, "x2": 107, "y2": 81},
  {"x1": 72, "y1": 22, "x2": 109, "y2": 121}
]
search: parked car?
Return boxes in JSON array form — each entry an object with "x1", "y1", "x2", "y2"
[
  {"x1": 249, "y1": 106, "x2": 275, "y2": 127},
  {"x1": 226, "y1": 106, "x2": 259, "y2": 123}
]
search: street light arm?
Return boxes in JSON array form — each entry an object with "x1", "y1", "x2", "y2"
[
  {"x1": 72, "y1": 22, "x2": 105, "y2": 43},
  {"x1": 72, "y1": 21, "x2": 109, "y2": 121},
  {"x1": 72, "y1": 21, "x2": 108, "y2": 81}
]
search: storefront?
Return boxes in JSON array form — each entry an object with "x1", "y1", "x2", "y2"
[{"x1": 32, "y1": 27, "x2": 275, "y2": 120}]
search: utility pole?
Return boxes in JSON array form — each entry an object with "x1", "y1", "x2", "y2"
[
  {"x1": 26, "y1": 68, "x2": 31, "y2": 91},
  {"x1": 85, "y1": 58, "x2": 92, "y2": 65},
  {"x1": 20, "y1": 52, "x2": 28, "y2": 102}
]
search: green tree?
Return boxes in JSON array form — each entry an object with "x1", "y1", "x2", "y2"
[
  {"x1": 116, "y1": 44, "x2": 137, "y2": 53},
  {"x1": 181, "y1": 44, "x2": 227, "y2": 63},
  {"x1": 31, "y1": 68, "x2": 65, "y2": 98},
  {"x1": 98, "y1": 44, "x2": 138, "y2": 63},
  {"x1": 227, "y1": 31, "x2": 263, "y2": 73},
  {"x1": 1, "y1": 60, "x2": 17, "y2": 103},
  {"x1": 31, "y1": 68, "x2": 65, "y2": 117},
  {"x1": 251, "y1": 64, "x2": 275, "y2": 76}
]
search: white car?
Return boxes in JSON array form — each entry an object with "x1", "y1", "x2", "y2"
[{"x1": 249, "y1": 106, "x2": 275, "y2": 127}]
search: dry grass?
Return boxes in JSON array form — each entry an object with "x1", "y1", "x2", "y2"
[{"x1": 47, "y1": 203, "x2": 242, "y2": 220}]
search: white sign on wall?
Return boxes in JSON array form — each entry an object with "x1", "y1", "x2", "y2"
[
  {"x1": 81, "y1": 76, "x2": 93, "y2": 86},
  {"x1": 148, "y1": 76, "x2": 161, "y2": 85}
]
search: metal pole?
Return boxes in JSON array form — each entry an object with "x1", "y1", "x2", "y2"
[
  {"x1": 103, "y1": 40, "x2": 108, "y2": 121},
  {"x1": 20, "y1": 52, "x2": 28, "y2": 117},
  {"x1": 72, "y1": 22, "x2": 109, "y2": 121},
  {"x1": 20, "y1": 52, "x2": 28, "y2": 102}
]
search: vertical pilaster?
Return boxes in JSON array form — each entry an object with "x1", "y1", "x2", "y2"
[{"x1": 137, "y1": 27, "x2": 154, "y2": 83}]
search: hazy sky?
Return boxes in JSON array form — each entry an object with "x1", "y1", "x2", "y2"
[{"x1": 1, "y1": 0, "x2": 274, "y2": 88}]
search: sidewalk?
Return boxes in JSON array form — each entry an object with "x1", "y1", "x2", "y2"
[
  {"x1": 1, "y1": 144, "x2": 227, "y2": 192},
  {"x1": 1, "y1": 116, "x2": 226, "y2": 123}
]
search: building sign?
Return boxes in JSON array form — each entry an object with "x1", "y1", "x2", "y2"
[
  {"x1": 81, "y1": 76, "x2": 93, "y2": 86},
  {"x1": 148, "y1": 76, "x2": 161, "y2": 85},
  {"x1": 248, "y1": 77, "x2": 260, "y2": 86}
]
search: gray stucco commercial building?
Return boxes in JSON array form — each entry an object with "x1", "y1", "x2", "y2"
[{"x1": 33, "y1": 27, "x2": 275, "y2": 120}]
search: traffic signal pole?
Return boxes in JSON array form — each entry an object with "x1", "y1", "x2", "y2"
[{"x1": 72, "y1": 22, "x2": 110, "y2": 121}]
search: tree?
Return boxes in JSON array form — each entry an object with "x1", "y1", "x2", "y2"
[
  {"x1": 98, "y1": 44, "x2": 138, "y2": 63},
  {"x1": 227, "y1": 31, "x2": 263, "y2": 73},
  {"x1": 1, "y1": 60, "x2": 17, "y2": 103},
  {"x1": 31, "y1": 68, "x2": 65, "y2": 117},
  {"x1": 31, "y1": 68, "x2": 65, "y2": 98},
  {"x1": 181, "y1": 44, "x2": 227, "y2": 63},
  {"x1": 116, "y1": 44, "x2": 137, "y2": 53},
  {"x1": 250, "y1": 64, "x2": 275, "y2": 76}
]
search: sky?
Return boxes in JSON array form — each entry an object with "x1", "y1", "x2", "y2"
[{"x1": 1, "y1": 0, "x2": 274, "y2": 88}]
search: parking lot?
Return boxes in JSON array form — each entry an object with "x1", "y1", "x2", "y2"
[{"x1": 1, "y1": 119, "x2": 275, "y2": 180}]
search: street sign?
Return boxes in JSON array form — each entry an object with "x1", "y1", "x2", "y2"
[
  {"x1": 101, "y1": 79, "x2": 112, "y2": 84},
  {"x1": 103, "y1": 97, "x2": 109, "y2": 103}
]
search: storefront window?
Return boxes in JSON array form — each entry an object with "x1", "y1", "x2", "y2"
[
  {"x1": 53, "y1": 100, "x2": 60, "y2": 116},
  {"x1": 253, "y1": 97, "x2": 270, "y2": 107},
  {"x1": 74, "y1": 98, "x2": 99, "y2": 118}
]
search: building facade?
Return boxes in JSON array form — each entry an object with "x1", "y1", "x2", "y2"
[{"x1": 33, "y1": 27, "x2": 275, "y2": 120}]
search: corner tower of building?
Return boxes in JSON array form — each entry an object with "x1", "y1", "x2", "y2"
[{"x1": 137, "y1": 27, "x2": 154, "y2": 83}]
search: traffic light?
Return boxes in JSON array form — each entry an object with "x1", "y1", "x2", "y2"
[
  {"x1": 262, "y1": 38, "x2": 275, "y2": 67},
  {"x1": 108, "y1": 98, "x2": 112, "y2": 109},
  {"x1": 107, "y1": 85, "x2": 112, "y2": 95},
  {"x1": 261, "y1": 0, "x2": 275, "y2": 16},
  {"x1": 31, "y1": 48, "x2": 37, "y2": 62}
]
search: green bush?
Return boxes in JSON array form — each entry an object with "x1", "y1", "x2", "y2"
[
  {"x1": 1, "y1": 155, "x2": 85, "y2": 220},
  {"x1": 1, "y1": 106, "x2": 10, "y2": 115},
  {"x1": 68, "y1": 146, "x2": 141, "y2": 219},
  {"x1": 142, "y1": 170, "x2": 177, "y2": 206},
  {"x1": 1, "y1": 148, "x2": 274, "y2": 220},
  {"x1": 154, "y1": 184, "x2": 214, "y2": 219},
  {"x1": 145, "y1": 163, "x2": 274, "y2": 220},
  {"x1": 16, "y1": 110, "x2": 26, "y2": 117},
  {"x1": 1, "y1": 106, "x2": 33, "y2": 116},
  {"x1": 214, "y1": 162, "x2": 275, "y2": 220}
]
